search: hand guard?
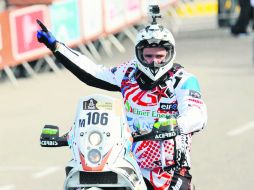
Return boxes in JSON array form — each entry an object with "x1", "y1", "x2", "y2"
[
  {"x1": 133, "y1": 118, "x2": 181, "y2": 142},
  {"x1": 36, "y1": 19, "x2": 57, "y2": 51},
  {"x1": 40, "y1": 125, "x2": 68, "y2": 147}
]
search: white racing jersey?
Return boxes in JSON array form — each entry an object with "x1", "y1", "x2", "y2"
[{"x1": 54, "y1": 43, "x2": 207, "y2": 189}]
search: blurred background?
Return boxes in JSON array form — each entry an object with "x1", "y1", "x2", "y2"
[{"x1": 1, "y1": 0, "x2": 254, "y2": 190}]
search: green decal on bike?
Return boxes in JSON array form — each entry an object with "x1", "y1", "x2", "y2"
[{"x1": 42, "y1": 128, "x2": 58, "y2": 135}]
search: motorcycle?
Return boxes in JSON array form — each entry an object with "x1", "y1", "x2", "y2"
[
  {"x1": 40, "y1": 94, "x2": 147, "y2": 190},
  {"x1": 40, "y1": 94, "x2": 194, "y2": 190}
]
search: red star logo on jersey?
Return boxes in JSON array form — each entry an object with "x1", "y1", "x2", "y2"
[{"x1": 151, "y1": 86, "x2": 169, "y2": 102}]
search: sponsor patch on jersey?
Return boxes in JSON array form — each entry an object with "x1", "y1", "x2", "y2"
[
  {"x1": 188, "y1": 98, "x2": 203, "y2": 104},
  {"x1": 83, "y1": 98, "x2": 98, "y2": 110},
  {"x1": 189, "y1": 90, "x2": 201, "y2": 99},
  {"x1": 160, "y1": 103, "x2": 178, "y2": 111}
]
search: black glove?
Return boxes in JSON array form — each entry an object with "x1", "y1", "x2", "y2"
[{"x1": 36, "y1": 19, "x2": 57, "y2": 51}]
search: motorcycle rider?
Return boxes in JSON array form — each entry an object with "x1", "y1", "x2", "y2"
[{"x1": 37, "y1": 9, "x2": 207, "y2": 190}]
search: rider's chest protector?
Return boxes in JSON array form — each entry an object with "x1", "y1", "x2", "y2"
[{"x1": 120, "y1": 64, "x2": 191, "y2": 169}]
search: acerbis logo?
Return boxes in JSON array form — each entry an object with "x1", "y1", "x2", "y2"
[
  {"x1": 155, "y1": 132, "x2": 176, "y2": 139},
  {"x1": 41, "y1": 140, "x2": 58, "y2": 146}
]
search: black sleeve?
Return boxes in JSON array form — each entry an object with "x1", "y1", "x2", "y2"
[{"x1": 54, "y1": 50, "x2": 121, "y2": 92}]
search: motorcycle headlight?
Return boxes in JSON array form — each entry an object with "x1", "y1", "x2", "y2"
[
  {"x1": 88, "y1": 131, "x2": 102, "y2": 146},
  {"x1": 88, "y1": 149, "x2": 101, "y2": 164}
]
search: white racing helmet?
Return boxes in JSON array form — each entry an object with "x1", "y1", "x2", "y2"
[{"x1": 135, "y1": 23, "x2": 176, "y2": 81}]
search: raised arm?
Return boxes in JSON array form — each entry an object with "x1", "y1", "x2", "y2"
[{"x1": 36, "y1": 20, "x2": 122, "y2": 91}]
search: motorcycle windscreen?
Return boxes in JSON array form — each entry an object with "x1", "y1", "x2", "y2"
[{"x1": 68, "y1": 94, "x2": 131, "y2": 171}]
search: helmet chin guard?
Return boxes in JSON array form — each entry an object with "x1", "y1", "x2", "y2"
[{"x1": 135, "y1": 5, "x2": 176, "y2": 81}]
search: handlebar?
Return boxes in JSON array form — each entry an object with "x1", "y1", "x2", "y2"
[{"x1": 133, "y1": 123, "x2": 180, "y2": 143}]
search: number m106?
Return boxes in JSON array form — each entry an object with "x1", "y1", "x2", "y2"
[{"x1": 87, "y1": 112, "x2": 108, "y2": 125}]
